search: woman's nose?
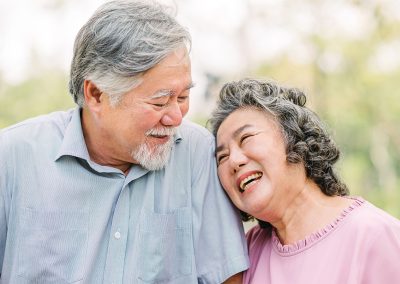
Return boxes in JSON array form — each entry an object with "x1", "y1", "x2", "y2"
[{"x1": 229, "y1": 149, "x2": 247, "y2": 173}]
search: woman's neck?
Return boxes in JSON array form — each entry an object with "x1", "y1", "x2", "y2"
[{"x1": 271, "y1": 182, "x2": 352, "y2": 245}]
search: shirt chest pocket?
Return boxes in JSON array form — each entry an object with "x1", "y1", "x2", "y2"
[
  {"x1": 137, "y1": 208, "x2": 193, "y2": 283},
  {"x1": 18, "y1": 208, "x2": 88, "y2": 283}
]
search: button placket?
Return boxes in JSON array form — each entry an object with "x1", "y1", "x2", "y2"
[
  {"x1": 103, "y1": 185, "x2": 130, "y2": 284},
  {"x1": 114, "y1": 230, "x2": 121, "y2": 240}
]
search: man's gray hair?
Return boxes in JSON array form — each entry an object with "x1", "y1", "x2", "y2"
[{"x1": 69, "y1": 0, "x2": 191, "y2": 106}]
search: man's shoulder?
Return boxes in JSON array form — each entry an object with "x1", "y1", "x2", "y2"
[
  {"x1": 172, "y1": 120, "x2": 216, "y2": 163},
  {"x1": 179, "y1": 119, "x2": 214, "y2": 141},
  {"x1": 0, "y1": 109, "x2": 74, "y2": 143}
]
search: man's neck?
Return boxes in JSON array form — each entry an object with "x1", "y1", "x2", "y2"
[{"x1": 81, "y1": 108, "x2": 133, "y2": 175}]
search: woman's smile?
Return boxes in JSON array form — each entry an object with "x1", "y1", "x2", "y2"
[{"x1": 237, "y1": 171, "x2": 263, "y2": 193}]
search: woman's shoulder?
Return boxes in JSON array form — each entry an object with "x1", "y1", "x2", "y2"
[
  {"x1": 246, "y1": 224, "x2": 272, "y2": 248},
  {"x1": 349, "y1": 197, "x2": 400, "y2": 227},
  {"x1": 344, "y1": 197, "x2": 400, "y2": 240}
]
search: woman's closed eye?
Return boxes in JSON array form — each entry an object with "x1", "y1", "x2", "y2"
[
  {"x1": 240, "y1": 131, "x2": 263, "y2": 144},
  {"x1": 240, "y1": 134, "x2": 254, "y2": 144},
  {"x1": 217, "y1": 153, "x2": 229, "y2": 165}
]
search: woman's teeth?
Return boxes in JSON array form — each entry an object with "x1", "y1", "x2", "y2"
[{"x1": 239, "y1": 172, "x2": 262, "y2": 192}]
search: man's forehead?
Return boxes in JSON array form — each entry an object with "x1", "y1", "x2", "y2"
[{"x1": 159, "y1": 47, "x2": 191, "y2": 67}]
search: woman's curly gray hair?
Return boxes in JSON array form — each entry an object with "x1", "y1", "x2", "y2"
[{"x1": 209, "y1": 78, "x2": 349, "y2": 223}]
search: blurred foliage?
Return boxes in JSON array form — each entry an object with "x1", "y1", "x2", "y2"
[
  {"x1": 0, "y1": 1, "x2": 399, "y2": 219},
  {"x1": 253, "y1": 4, "x2": 400, "y2": 217},
  {"x1": 0, "y1": 70, "x2": 74, "y2": 128}
]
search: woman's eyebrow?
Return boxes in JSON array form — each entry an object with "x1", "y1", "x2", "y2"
[
  {"x1": 216, "y1": 124, "x2": 253, "y2": 153},
  {"x1": 232, "y1": 124, "x2": 252, "y2": 139}
]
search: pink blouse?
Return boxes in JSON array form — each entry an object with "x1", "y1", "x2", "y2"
[{"x1": 244, "y1": 197, "x2": 400, "y2": 284}]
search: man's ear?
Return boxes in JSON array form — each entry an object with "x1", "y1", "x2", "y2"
[{"x1": 84, "y1": 80, "x2": 104, "y2": 112}]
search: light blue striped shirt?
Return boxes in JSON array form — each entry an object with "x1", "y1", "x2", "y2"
[{"x1": 0, "y1": 108, "x2": 249, "y2": 283}]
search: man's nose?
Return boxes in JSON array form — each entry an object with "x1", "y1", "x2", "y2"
[{"x1": 161, "y1": 102, "x2": 183, "y2": 127}]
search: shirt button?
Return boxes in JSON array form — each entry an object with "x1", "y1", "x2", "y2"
[{"x1": 114, "y1": 231, "x2": 121, "y2": 239}]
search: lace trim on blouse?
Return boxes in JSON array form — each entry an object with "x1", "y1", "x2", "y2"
[{"x1": 272, "y1": 197, "x2": 365, "y2": 256}]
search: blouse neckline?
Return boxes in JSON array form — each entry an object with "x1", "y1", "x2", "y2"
[{"x1": 271, "y1": 196, "x2": 365, "y2": 256}]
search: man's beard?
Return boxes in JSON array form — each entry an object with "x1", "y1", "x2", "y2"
[{"x1": 131, "y1": 127, "x2": 176, "y2": 171}]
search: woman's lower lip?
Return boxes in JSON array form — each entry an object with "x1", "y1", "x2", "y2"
[{"x1": 240, "y1": 179, "x2": 260, "y2": 195}]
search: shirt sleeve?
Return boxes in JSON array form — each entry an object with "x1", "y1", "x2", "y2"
[
  {"x1": 0, "y1": 132, "x2": 8, "y2": 273},
  {"x1": 361, "y1": 219, "x2": 400, "y2": 283},
  {"x1": 190, "y1": 133, "x2": 249, "y2": 283}
]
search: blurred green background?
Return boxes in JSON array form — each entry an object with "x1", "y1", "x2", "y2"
[{"x1": 1, "y1": 0, "x2": 399, "y2": 218}]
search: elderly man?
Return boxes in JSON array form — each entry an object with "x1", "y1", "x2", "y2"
[{"x1": 0, "y1": 1, "x2": 248, "y2": 283}]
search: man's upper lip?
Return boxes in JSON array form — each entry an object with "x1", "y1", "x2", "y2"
[
  {"x1": 236, "y1": 170, "x2": 262, "y2": 188},
  {"x1": 150, "y1": 135, "x2": 169, "y2": 138}
]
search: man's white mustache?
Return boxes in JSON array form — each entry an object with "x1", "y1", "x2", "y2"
[{"x1": 146, "y1": 127, "x2": 176, "y2": 136}]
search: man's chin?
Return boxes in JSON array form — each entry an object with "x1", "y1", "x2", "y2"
[{"x1": 131, "y1": 140, "x2": 173, "y2": 171}]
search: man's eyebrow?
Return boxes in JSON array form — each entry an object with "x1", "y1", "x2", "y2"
[
  {"x1": 215, "y1": 124, "x2": 252, "y2": 154},
  {"x1": 149, "y1": 82, "x2": 195, "y2": 99},
  {"x1": 187, "y1": 82, "x2": 196, "y2": 90},
  {"x1": 150, "y1": 89, "x2": 173, "y2": 99}
]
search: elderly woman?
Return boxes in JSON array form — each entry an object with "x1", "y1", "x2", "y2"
[{"x1": 209, "y1": 78, "x2": 400, "y2": 284}]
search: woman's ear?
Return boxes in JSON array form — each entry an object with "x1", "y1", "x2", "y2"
[{"x1": 83, "y1": 80, "x2": 104, "y2": 113}]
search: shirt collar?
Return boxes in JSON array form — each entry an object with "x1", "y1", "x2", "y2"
[
  {"x1": 55, "y1": 107, "x2": 184, "y2": 172},
  {"x1": 55, "y1": 107, "x2": 91, "y2": 162},
  {"x1": 175, "y1": 123, "x2": 183, "y2": 143}
]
